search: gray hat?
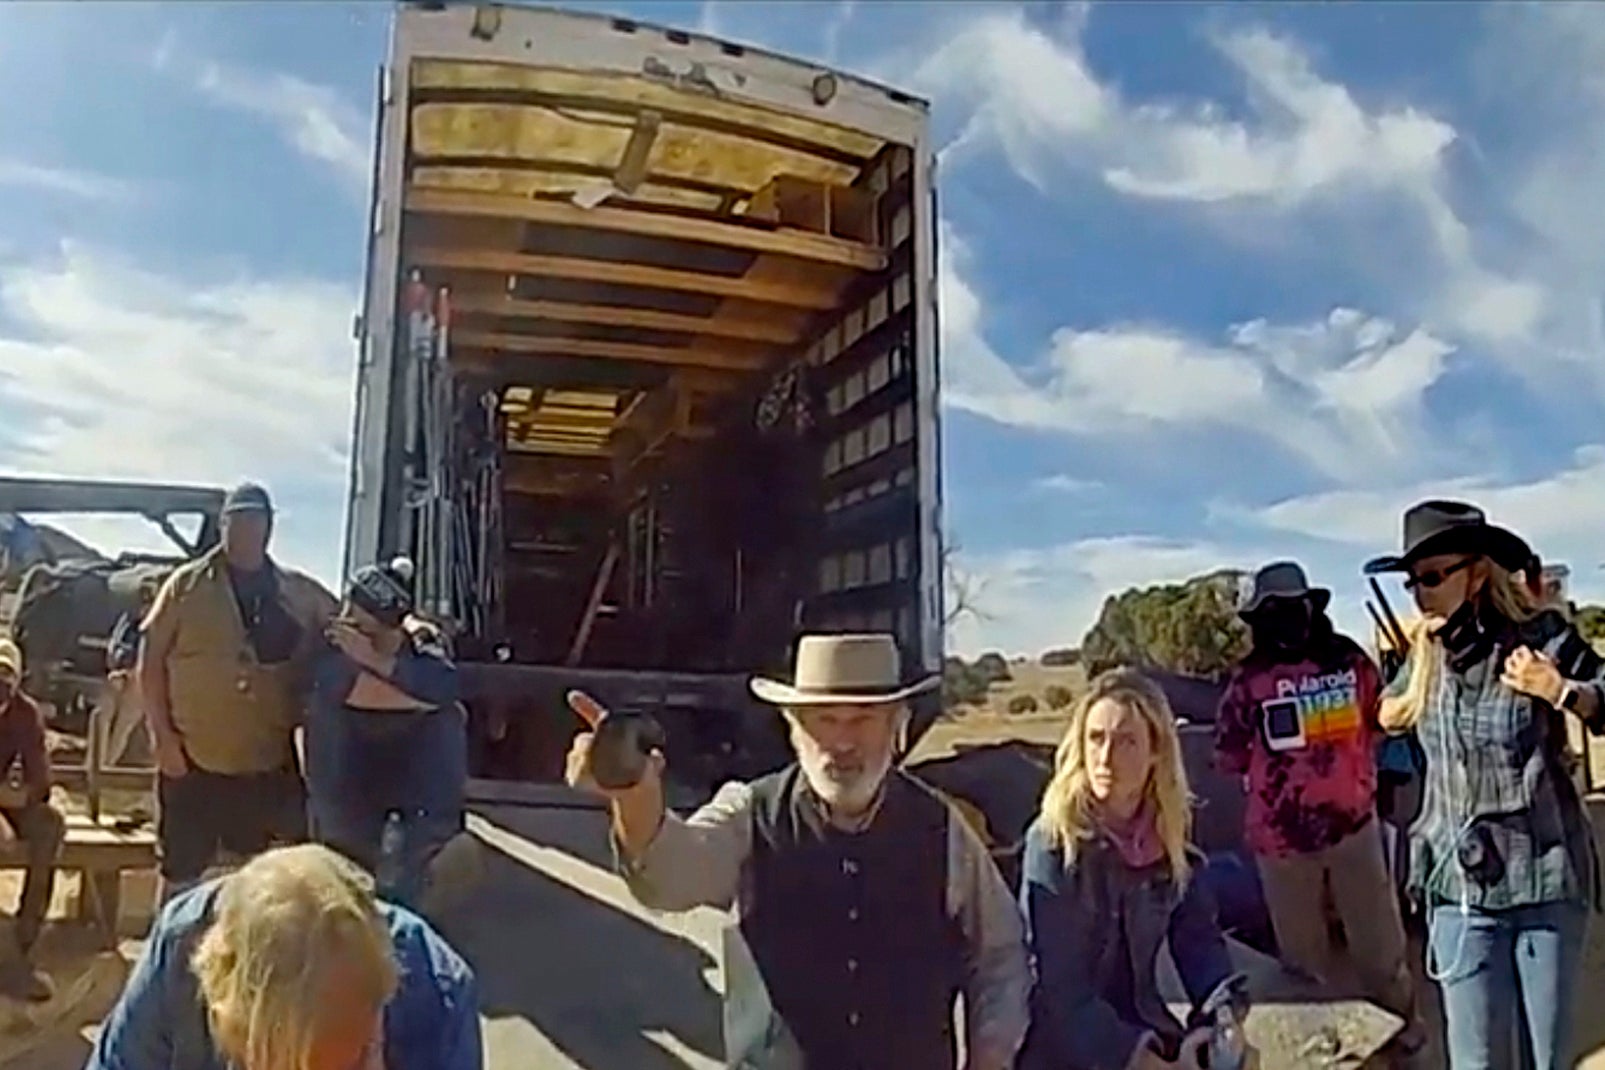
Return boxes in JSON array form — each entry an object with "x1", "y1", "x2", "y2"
[
  {"x1": 222, "y1": 482, "x2": 273, "y2": 517},
  {"x1": 1237, "y1": 561, "x2": 1330, "y2": 617},
  {"x1": 1363, "y1": 499, "x2": 1531, "y2": 576}
]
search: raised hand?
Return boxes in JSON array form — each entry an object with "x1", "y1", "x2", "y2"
[
  {"x1": 564, "y1": 690, "x2": 666, "y2": 798},
  {"x1": 1502, "y1": 646, "x2": 1565, "y2": 706}
]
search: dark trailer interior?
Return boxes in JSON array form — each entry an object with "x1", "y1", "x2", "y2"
[{"x1": 356, "y1": 7, "x2": 941, "y2": 793}]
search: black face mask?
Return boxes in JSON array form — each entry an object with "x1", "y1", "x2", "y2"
[
  {"x1": 1438, "y1": 596, "x2": 1497, "y2": 671},
  {"x1": 1245, "y1": 603, "x2": 1309, "y2": 654}
]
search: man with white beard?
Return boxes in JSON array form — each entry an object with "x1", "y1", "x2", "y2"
[{"x1": 565, "y1": 633, "x2": 1029, "y2": 1070}]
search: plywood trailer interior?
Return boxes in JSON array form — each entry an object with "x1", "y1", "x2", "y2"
[{"x1": 392, "y1": 37, "x2": 930, "y2": 686}]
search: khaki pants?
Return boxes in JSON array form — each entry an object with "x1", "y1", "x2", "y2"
[{"x1": 1257, "y1": 821, "x2": 1417, "y2": 1025}]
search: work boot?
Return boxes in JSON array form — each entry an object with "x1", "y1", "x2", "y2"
[
  {"x1": 0, "y1": 959, "x2": 53, "y2": 1003},
  {"x1": 0, "y1": 926, "x2": 51, "y2": 1003}
]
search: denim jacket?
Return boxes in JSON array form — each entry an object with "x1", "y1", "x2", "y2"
[
  {"x1": 86, "y1": 879, "x2": 482, "y2": 1070},
  {"x1": 1018, "y1": 820, "x2": 1239, "y2": 1070}
]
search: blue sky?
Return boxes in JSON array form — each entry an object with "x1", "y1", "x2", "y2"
[{"x1": 1, "y1": 1, "x2": 1602, "y2": 657}]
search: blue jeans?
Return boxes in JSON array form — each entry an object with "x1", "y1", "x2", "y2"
[
  {"x1": 1428, "y1": 899, "x2": 1588, "y2": 1070},
  {"x1": 306, "y1": 705, "x2": 468, "y2": 906}
]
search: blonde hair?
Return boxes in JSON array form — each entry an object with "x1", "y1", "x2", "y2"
[
  {"x1": 191, "y1": 845, "x2": 399, "y2": 1070},
  {"x1": 1378, "y1": 557, "x2": 1540, "y2": 732},
  {"x1": 1037, "y1": 669, "x2": 1193, "y2": 882}
]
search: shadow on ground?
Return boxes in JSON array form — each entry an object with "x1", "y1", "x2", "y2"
[{"x1": 437, "y1": 804, "x2": 723, "y2": 1070}]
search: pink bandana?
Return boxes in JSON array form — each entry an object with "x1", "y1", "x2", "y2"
[{"x1": 1097, "y1": 801, "x2": 1166, "y2": 869}]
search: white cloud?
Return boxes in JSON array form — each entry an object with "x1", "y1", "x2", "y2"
[
  {"x1": 0, "y1": 160, "x2": 137, "y2": 203},
  {"x1": 697, "y1": 1, "x2": 725, "y2": 37},
  {"x1": 915, "y1": 12, "x2": 1452, "y2": 207},
  {"x1": 955, "y1": 446, "x2": 1605, "y2": 656},
  {"x1": 1105, "y1": 29, "x2": 1454, "y2": 205},
  {"x1": 1033, "y1": 474, "x2": 1102, "y2": 495},
  {"x1": 948, "y1": 535, "x2": 1268, "y2": 658},
  {"x1": 154, "y1": 38, "x2": 369, "y2": 197},
  {"x1": 821, "y1": 1, "x2": 857, "y2": 63},
  {"x1": 195, "y1": 62, "x2": 368, "y2": 194},
  {"x1": 912, "y1": 8, "x2": 1576, "y2": 388},
  {"x1": 0, "y1": 243, "x2": 357, "y2": 584},
  {"x1": 939, "y1": 222, "x2": 1456, "y2": 483},
  {"x1": 1213, "y1": 449, "x2": 1605, "y2": 632},
  {"x1": 1226, "y1": 446, "x2": 1605, "y2": 606}
]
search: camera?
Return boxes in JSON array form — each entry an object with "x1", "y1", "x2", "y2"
[{"x1": 1456, "y1": 820, "x2": 1506, "y2": 888}]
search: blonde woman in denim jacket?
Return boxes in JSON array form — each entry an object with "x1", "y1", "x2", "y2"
[{"x1": 1019, "y1": 670, "x2": 1248, "y2": 1070}]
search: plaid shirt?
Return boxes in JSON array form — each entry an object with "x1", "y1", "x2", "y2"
[{"x1": 1398, "y1": 611, "x2": 1604, "y2": 911}]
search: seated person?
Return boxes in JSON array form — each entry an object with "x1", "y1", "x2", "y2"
[
  {"x1": 1019, "y1": 668, "x2": 1249, "y2": 1070},
  {"x1": 87, "y1": 842, "x2": 480, "y2": 1070},
  {"x1": 304, "y1": 557, "x2": 463, "y2": 906},
  {"x1": 0, "y1": 638, "x2": 65, "y2": 1002}
]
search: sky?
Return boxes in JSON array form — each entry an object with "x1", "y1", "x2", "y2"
[{"x1": 1, "y1": 0, "x2": 1602, "y2": 659}]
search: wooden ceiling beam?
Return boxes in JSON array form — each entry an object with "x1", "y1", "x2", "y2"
[
  {"x1": 405, "y1": 187, "x2": 887, "y2": 271},
  {"x1": 450, "y1": 293, "x2": 802, "y2": 345},
  {"x1": 455, "y1": 330, "x2": 768, "y2": 371},
  {"x1": 410, "y1": 246, "x2": 841, "y2": 310}
]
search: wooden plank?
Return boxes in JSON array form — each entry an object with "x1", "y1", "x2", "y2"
[
  {"x1": 405, "y1": 188, "x2": 888, "y2": 271},
  {"x1": 503, "y1": 468, "x2": 610, "y2": 498},
  {"x1": 455, "y1": 330, "x2": 769, "y2": 371},
  {"x1": 451, "y1": 293, "x2": 802, "y2": 345},
  {"x1": 412, "y1": 246, "x2": 843, "y2": 310}
]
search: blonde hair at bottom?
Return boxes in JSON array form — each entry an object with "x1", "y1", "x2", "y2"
[
  {"x1": 190, "y1": 844, "x2": 399, "y2": 1070},
  {"x1": 1037, "y1": 668, "x2": 1194, "y2": 883}
]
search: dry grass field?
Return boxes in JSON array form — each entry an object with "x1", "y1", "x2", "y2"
[{"x1": 912, "y1": 660, "x2": 1082, "y2": 763}]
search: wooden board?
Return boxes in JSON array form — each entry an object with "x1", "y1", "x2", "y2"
[
  {"x1": 405, "y1": 188, "x2": 887, "y2": 272},
  {"x1": 451, "y1": 294, "x2": 803, "y2": 345},
  {"x1": 453, "y1": 331, "x2": 768, "y2": 371},
  {"x1": 0, "y1": 815, "x2": 155, "y2": 872},
  {"x1": 409, "y1": 102, "x2": 860, "y2": 193},
  {"x1": 410, "y1": 59, "x2": 886, "y2": 160},
  {"x1": 411, "y1": 246, "x2": 844, "y2": 310}
]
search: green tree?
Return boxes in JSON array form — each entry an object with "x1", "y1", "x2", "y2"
[
  {"x1": 942, "y1": 656, "x2": 990, "y2": 711},
  {"x1": 1008, "y1": 694, "x2": 1040, "y2": 715},
  {"x1": 1044, "y1": 685, "x2": 1075, "y2": 710},
  {"x1": 1081, "y1": 569, "x2": 1250, "y2": 678},
  {"x1": 973, "y1": 651, "x2": 1012, "y2": 684},
  {"x1": 1577, "y1": 604, "x2": 1605, "y2": 645}
]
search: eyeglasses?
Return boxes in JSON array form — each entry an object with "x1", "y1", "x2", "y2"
[{"x1": 1404, "y1": 557, "x2": 1476, "y2": 591}]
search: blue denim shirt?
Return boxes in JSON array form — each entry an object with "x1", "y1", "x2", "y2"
[
  {"x1": 1018, "y1": 821, "x2": 1238, "y2": 1070},
  {"x1": 86, "y1": 880, "x2": 482, "y2": 1070}
]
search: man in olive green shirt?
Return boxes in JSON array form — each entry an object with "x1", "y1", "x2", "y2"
[{"x1": 138, "y1": 483, "x2": 336, "y2": 899}]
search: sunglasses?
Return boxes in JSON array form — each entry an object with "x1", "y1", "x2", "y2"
[{"x1": 1404, "y1": 557, "x2": 1476, "y2": 591}]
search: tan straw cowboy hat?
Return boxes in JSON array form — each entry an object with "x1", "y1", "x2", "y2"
[{"x1": 751, "y1": 634, "x2": 940, "y2": 706}]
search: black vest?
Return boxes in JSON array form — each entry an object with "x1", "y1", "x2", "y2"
[{"x1": 742, "y1": 765, "x2": 966, "y2": 1070}]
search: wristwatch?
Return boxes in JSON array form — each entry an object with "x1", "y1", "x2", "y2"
[{"x1": 1559, "y1": 683, "x2": 1582, "y2": 713}]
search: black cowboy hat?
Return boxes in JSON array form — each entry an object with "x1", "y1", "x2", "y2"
[
  {"x1": 1237, "y1": 561, "x2": 1331, "y2": 618},
  {"x1": 1363, "y1": 499, "x2": 1533, "y2": 576}
]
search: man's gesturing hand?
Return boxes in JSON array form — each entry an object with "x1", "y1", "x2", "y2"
[{"x1": 563, "y1": 690, "x2": 666, "y2": 800}]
